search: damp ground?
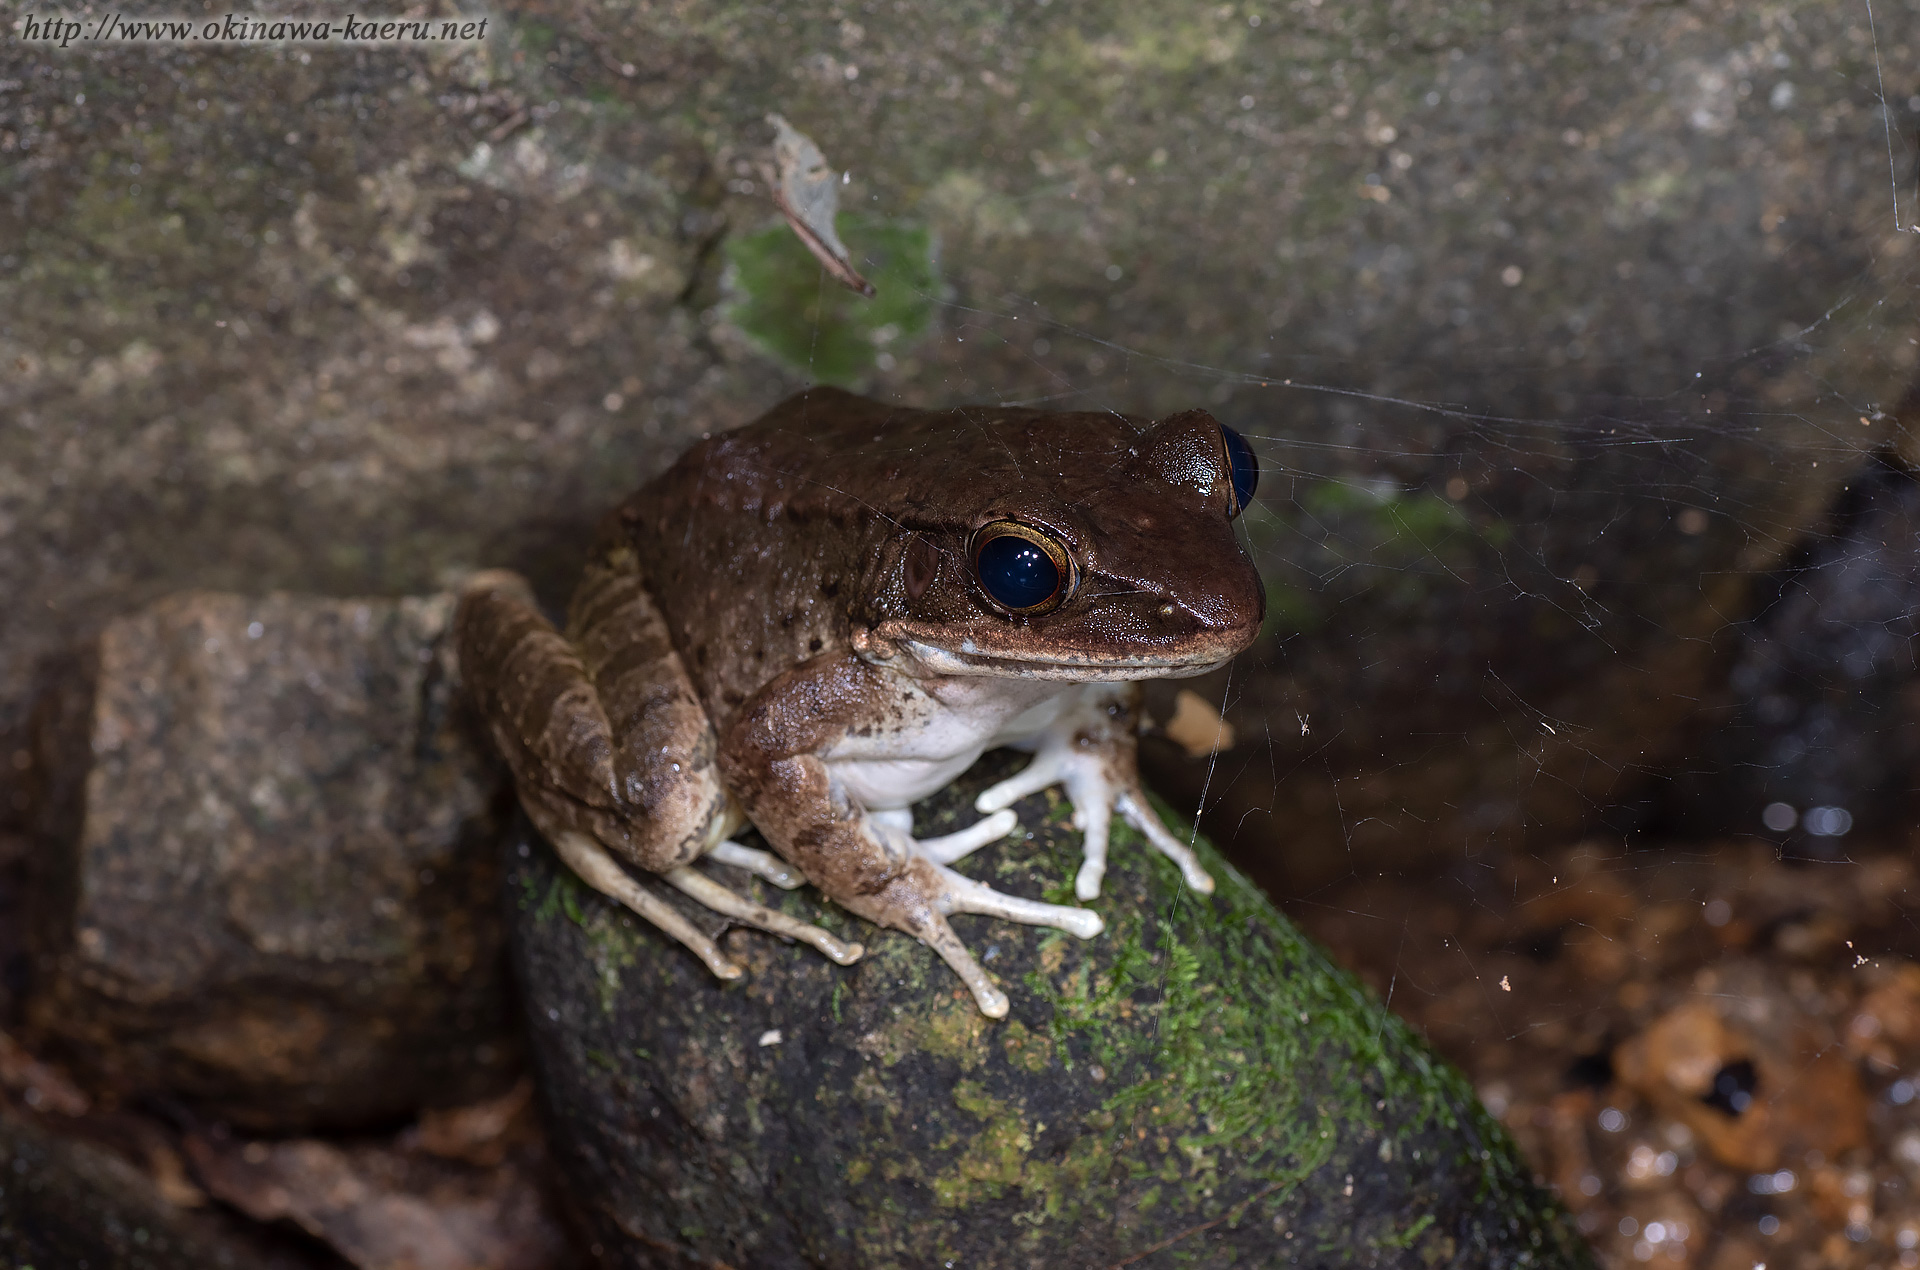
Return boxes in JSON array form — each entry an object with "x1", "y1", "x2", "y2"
[{"x1": 1294, "y1": 831, "x2": 1920, "y2": 1270}]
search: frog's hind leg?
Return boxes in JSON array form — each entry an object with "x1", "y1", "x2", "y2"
[
  {"x1": 459, "y1": 568, "x2": 858, "y2": 977},
  {"x1": 457, "y1": 568, "x2": 724, "y2": 874},
  {"x1": 550, "y1": 830, "x2": 743, "y2": 980}
]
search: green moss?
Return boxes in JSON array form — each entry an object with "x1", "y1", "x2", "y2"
[
  {"x1": 922, "y1": 998, "x2": 992, "y2": 1069},
  {"x1": 529, "y1": 872, "x2": 567, "y2": 924},
  {"x1": 723, "y1": 214, "x2": 940, "y2": 386},
  {"x1": 1384, "y1": 1212, "x2": 1439, "y2": 1249},
  {"x1": 1000, "y1": 1020, "x2": 1053, "y2": 1074},
  {"x1": 513, "y1": 754, "x2": 1589, "y2": 1266},
  {"x1": 933, "y1": 1080, "x2": 1032, "y2": 1205},
  {"x1": 999, "y1": 796, "x2": 1550, "y2": 1240},
  {"x1": 558, "y1": 880, "x2": 587, "y2": 928},
  {"x1": 582, "y1": 907, "x2": 638, "y2": 1016}
]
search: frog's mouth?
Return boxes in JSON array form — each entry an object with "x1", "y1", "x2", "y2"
[{"x1": 895, "y1": 637, "x2": 1235, "y2": 681}]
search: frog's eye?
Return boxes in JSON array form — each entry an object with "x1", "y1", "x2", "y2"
[
  {"x1": 1221, "y1": 425, "x2": 1260, "y2": 518},
  {"x1": 971, "y1": 521, "x2": 1073, "y2": 615}
]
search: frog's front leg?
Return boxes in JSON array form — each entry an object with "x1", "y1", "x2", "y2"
[
  {"x1": 975, "y1": 683, "x2": 1215, "y2": 901},
  {"x1": 722, "y1": 656, "x2": 1101, "y2": 1018},
  {"x1": 456, "y1": 569, "x2": 861, "y2": 976}
]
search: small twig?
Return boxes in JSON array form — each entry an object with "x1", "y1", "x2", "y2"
[{"x1": 486, "y1": 106, "x2": 529, "y2": 144}]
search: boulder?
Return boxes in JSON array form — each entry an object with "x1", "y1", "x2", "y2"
[
  {"x1": 26, "y1": 590, "x2": 516, "y2": 1131},
  {"x1": 509, "y1": 751, "x2": 1592, "y2": 1268}
]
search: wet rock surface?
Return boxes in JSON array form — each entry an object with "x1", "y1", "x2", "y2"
[
  {"x1": 1297, "y1": 834, "x2": 1920, "y2": 1269},
  {"x1": 3, "y1": 0, "x2": 1918, "y2": 893},
  {"x1": 1660, "y1": 451, "x2": 1920, "y2": 851},
  {"x1": 509, "y1": 751, "x2": 1592, "y2": 1268},
  {"x1": 0, "y1": 1104, "x2": 273, "y2": 1270},
  {"x1": 26, "y1": 590, "x2": 516, "y2": 1131}
]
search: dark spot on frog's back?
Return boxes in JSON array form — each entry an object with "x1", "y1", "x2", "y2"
[
  {"x1": 809, "y1": 638, "x2": 823, "y2": 653},
  {"x1": 821, "y1": 580, "x2": 840, "y2": 599}
]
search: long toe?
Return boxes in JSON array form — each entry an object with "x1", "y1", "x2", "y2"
[
  {"x1": 665, "y1": 866, "x2": 864, "y2": 965},
  {"x1": 915, "y1": 809, "x2": 1019, "y2": 865},
  {"x1": 707, "y1": 840, "x2": 805, "y2": 890},
  {"x1": 1118, "y1": 793, "x2": 1216, "y2": 893},
  {"x1": 974, "y1": 751, "x2": 1068, "y2": 814},
  {"x1": 551, "y1": 832, "x2": 745, "y2": 980},
  {"x1": 936, "y1": 864, "x2": 1104, "y2": 939}
]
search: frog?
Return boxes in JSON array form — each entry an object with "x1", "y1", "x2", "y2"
[{"x1": 457, "y1": 387, "x2": 1264, "y2": 1017}]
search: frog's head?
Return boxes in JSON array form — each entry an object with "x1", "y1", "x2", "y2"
[{"x1": 864, "y1": 407, "x2": 1266, "y2": 681}]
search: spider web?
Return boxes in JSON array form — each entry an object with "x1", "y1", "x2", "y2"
[{"x1": 756, "y1": 21, "x2": 1920, "y2": 1264}]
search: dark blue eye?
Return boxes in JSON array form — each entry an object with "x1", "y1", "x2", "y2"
[
  {"x1": 973, "y1": 523, "x2": 1070, "y2": 613},
  {"x1": 1222, "y1": 426, "x2": 1259, "y2": 518}
]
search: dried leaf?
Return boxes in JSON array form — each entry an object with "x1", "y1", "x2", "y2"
[
  {"x1": 188, "y1": 1121, "x2": 567, "y2": 1270},
  {"x1": 408, "y1": 1079, "x2": 534, "y2": 1168},
  {"x1": 766, "y1": 113, "x2": 875, "y2": 298},
  {"x1": 1164, "y1": 689, "x2": 1236, "y2": 759}
]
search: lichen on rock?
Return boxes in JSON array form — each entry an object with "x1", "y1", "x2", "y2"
[{"x1": 509, "y1": 750, "x2": 1592, "y2": 1268}]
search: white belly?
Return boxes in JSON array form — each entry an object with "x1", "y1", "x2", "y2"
[
  {"x1": 832, "y1": 752, "x2": 987, "y2": 810},
  {"x1": 822, "y1": 675, "x2": 1068, "y2": 810}
]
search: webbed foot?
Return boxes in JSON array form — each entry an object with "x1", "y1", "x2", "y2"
[
  {"x1": 975, "y1": 687, "x2": 1215, "y2": 900},
  {"x1": 853, "y1": 855, "x2": 1101, "y2": 1018}
]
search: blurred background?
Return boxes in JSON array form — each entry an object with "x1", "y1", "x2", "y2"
[{"x1": 4, "y1": 0, "x2": 1920, "y2": 1265}]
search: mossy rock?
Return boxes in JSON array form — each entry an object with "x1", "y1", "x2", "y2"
[{"x1": 507, "y1": 752, "x2": 1591, "y2": 1268}]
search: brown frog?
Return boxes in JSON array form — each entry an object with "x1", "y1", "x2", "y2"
[{"x1": 457, "y1": 388, "x2": 1264, "y2": 1017}]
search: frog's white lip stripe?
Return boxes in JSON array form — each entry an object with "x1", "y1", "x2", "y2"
[{"x1": 899, "y1": 639, "x2": 1229, "y2": 681}]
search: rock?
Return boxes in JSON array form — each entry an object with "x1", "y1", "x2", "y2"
[
  {"x1": 1658, "y1": 452, "x2": 1920, "y2": 851},
  {"x1": 0, "y1": 1104, "x2": 269, "y2": 1270},
  {"x1": 25, "y1": 590, "x2": 516, "y2": 1131},
  {"x1": 0, "y1": 831, "x2": 28, "y2": 1027},
  {"x1": 509, "y1": 751, "x2": 1591, "y2": 1268},
  {"x1": 5, "y1": 0, "x2": 1919, "y2": 891}
]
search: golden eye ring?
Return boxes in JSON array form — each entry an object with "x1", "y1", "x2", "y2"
[{"x1": 970, "y1": 521, "x2": 1074, "y2": 615}]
